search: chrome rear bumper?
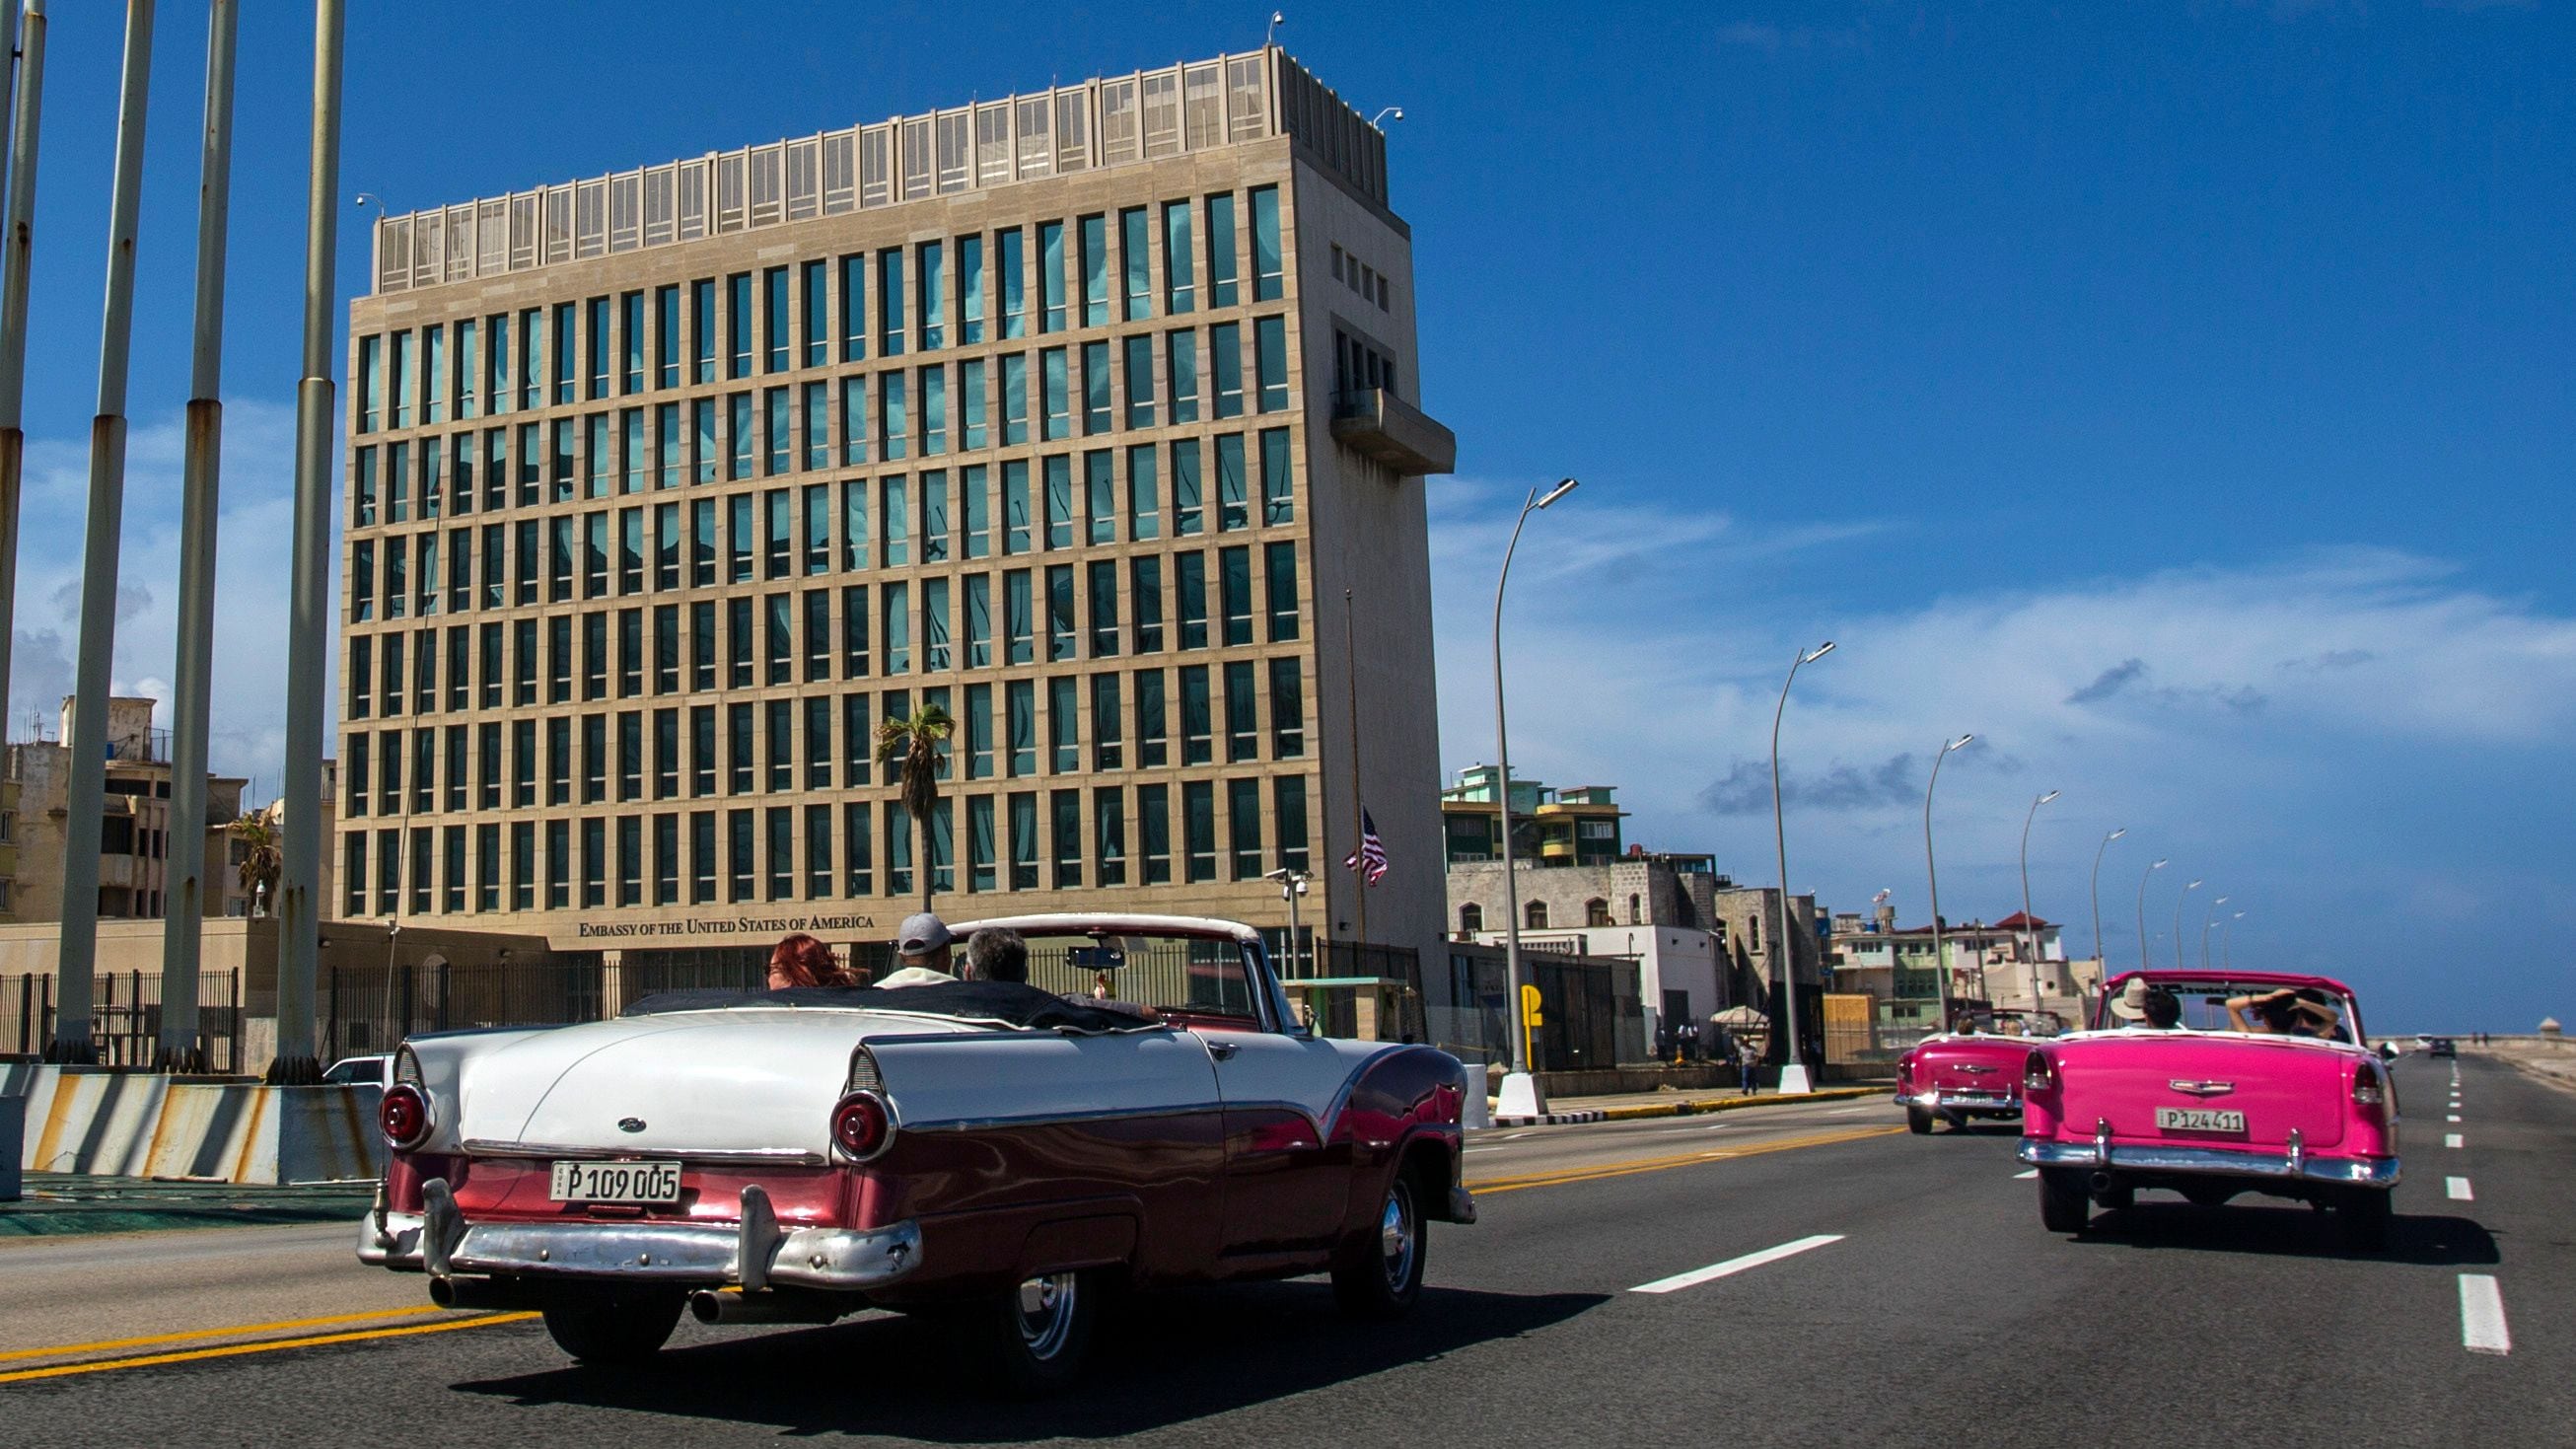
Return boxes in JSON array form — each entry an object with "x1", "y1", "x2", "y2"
[
  {"x1": 359, "y1": 1179, "x2": 922, "y2": 1291},
  {"x1": 2018, "y1": 1124, "x2": 2399, "y2": 1188},
  {"x1": 1897, "y1": 1090, "x2": 2022, "y2": 1114}
]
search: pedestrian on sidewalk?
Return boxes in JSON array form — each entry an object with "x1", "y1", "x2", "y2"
[{"x1": 1738, "y1": 1039, "x2": 1760, "y2": 1096}]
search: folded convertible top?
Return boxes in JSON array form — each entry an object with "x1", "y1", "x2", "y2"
[{"x1": 622, "y1": 978, "x2": 1166, "y2": 1034}]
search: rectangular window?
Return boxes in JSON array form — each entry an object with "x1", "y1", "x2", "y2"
[
  {"x1": 881, "y1": 580, "x2": 910, "y2": 674},
  {"x1": 423, "y1": 324, "x2": 447, "y2": 424},
  {"x1": 1215, "y1": 433, "x2": 1250, "y2": 532},
  {"x1": 1038, "y1": 221, "x2": 1066, "y2": 333},
  {"x1": 999, "y1": 352, "x2": 1030, "y2": 446},
  {"x1": 801, "y1": 258, "x2": 828, "y2": 369},
  {"x1": 586, "y1": 297, "x2": 609, "y2": 398},
  {"x1": 1008, "y1": 791, "x2": 1039, "y2": 890},
  {"x1": 967, "y1": 794, "x2": 997, "y2": 892},
  {"x1": 1274, "y1": 775, "x2": 1310, "y2": 873},
  {"x1": 839, "y1": 253, "x2": 867, "y2": 363},
  {"x1": 1269, "y1": 656, "x2": 1305, "y2": 758},
  {"x1": 1051, "y1": 788, "x2": 1083, "y2": 888},
  {"x1": 766, "y1": 697, "x2": 795, "y2": 791},
  {"x1": 1091, "y1": 673, "x2": 1123, "y2": 770},
  {"x1": 998, "y1": 227, "x2": 1028, "y2": 338},
  {"x1": 1081, "y1": 340, "x2": 1110, "y2": 435},
  {"x1": 840, "y1": 375, "x2": 869, "y2": 467},
  {"x1": 1124, "y1": 335, "x2": 1156, "y2": 430},
  {"x1": 654, "y1": 813, "x2": 680, "y2": 906},
  {"x1": 1139, "y1": 782, "x2": 1171, "y2": 884},
  {"x1": 1172, "y1": 438, "x2": 1202, "y2": 535},
  {"x1": 1006, "y1": 679, "x2": 1037, "y2": 777},
  {"x1": 1265, "y1": 541, "x2": 1301, "y2": 641},
  {"x1": 1002, "y1": 460, "x2": 1031, "y2": 554},
  {"x1": 881, "y1": 371, "x2": 908, "y2": 461},
  {"x1": 1130, "y1": 556, "x2": 1165, "y2": 653},
  {"x1": 917, "y1": 240, "x2": 945, "y2": 350},
  {"x1": 805, "y1": 802, "x2": 832, "y2": 899},
  {"x1": 1176, "y1": 551, "x2": 1207, "y2": 649},
  {"x1": 656, "y1": 284, "x2": 680, "y2": 389},
  {"x1": 456, "y1": 319, "x2": 480, "y2": 420},
  {"x1": 622, "y1": 290, "x2": 645, "y2": 394},
  {"x1": 357, "y1": 334, "x2": 381, "y2": 433},
  {"x1": 920, "y1": 365, "x2": 947, "y2": 456},
  {"x1": 961, "y1": 465, "x2": 991, "y2": 558},
  {"x1": 1048, "y1": 676, "x2": 1080, "y2": 773},
  {"x1": 1136, "y1": 668, "x2": 1168, "y2": 767},
  {"x1": 842, "y1": 801, "x2": 874, "y2": 897},
  {"x1": 880, "y1": 474, "x2": 910, "y2": 567},
  {"x1": 959, "y1": 233, "x2": 986, "y2": 345},
  {"x1": 1250, "y1": 185, "x2": 1283, "y2": 301},
  {"x1": 1120, "y1": 207, "x2": 1151, "y2": 321},
  {"x1": 803, "y1": 382, "x2": 829, "y2": 472},
  {"x1": 1228, "y1": 777, "x2": 1263, "y2": 879},
  {"x1": 1079, "y1": 213, "x2": 1109, "y2": 326},
  {"x1": 765, "y1": 388, "x2": 791, "y2": 475},
  {"x1": 959, "y1": 358, "x2": 988, "y2": 451},
  {"x1": 762, "y1": 266, "x2": 789, "y2": 374},
  {"x1": 1180, "y1": 665, "x2": 1212, "y2": 764},
  {"x1": 965, "y1": 682, "x2": 994, "y2": 778},
  {"x1": 923, "y1": 577, "x2": 951, "y2": 672},
  {"x1": 658, "y1": 403, "x2": 681, "y2": 489},
  {"x1": 689, "y1": 811, "x2": 716, "y2": 904},
  {"x1": 1220, "y1": 545, "x2": 1253, "y2": 646},
  {"x1": 691, "y1": 278, "x2": 717, "y2": 384},
  {"x1": 553, "y1": 302, "x2": 580, "y2": 403},
  {"x1": 727, "y1": 272, "x2": 752, "y2": 378},
  {"x1": 1254, "y1": 316, "x2": 1289, "y2": 412},
  {"x1": 1210, "y1": 322, "x2": 1243, "y2": 418},
  {"x1": 879, "y1": 249, "x2": 907, "y2": 356},
  {"x1": 1259, "y1": 426, "x2": 1294, "y2": 525},
  {"x1": 728, "y1": 810, "x2": 754, "y2": 902},
  {"x1": 1206, "y1": 191, "x2": 1239, "y2": 308},
  {"x1": 1040, "y1": 347, "x2": 1070, "y2": 441},
  {"x1": 692, "y1": 398, "x2": 718, "y2": 483},
  {"x1": 1087, "y1": 560, "x2": 1119, "y2": 658},
  {"x1": 730, "y1": 393, "x2": 755, "y2": 479},
  {"x1": 388, "y1": 440, "x2": 409, "y2": 521},
  {"x1": 1045, "y1": 564, "x2": 1076, "y2": 662},
  {"x1": 1182, "y1": 780, "x2": 1216, "y2": 883},
  {"x1": 1224, "y1": 659, "x2": 1258, "y2": 761},
  {"x1": 841, "y1": 692, "x2": 870, "y2": 783},
  {"x1": 1163, "y1": 201, "x2": 1194, "y2": 314},
  {"x1": 1004, "y1": 568, "x2": 1034, "y2": 666},
  {"x1": 1084, "y1": 450, "x2": 1115, "y2": 544}
]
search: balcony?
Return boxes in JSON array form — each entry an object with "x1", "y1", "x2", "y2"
[{"x1": 1330, "y1": 389, "x2": 1457, "y2": 476}]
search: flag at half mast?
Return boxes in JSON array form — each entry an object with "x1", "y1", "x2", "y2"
[{"x1": 1344, "y1": 809, "x2": 1389, "y2": 886}]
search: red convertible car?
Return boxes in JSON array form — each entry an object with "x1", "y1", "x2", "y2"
[
  {"x1": 1894, "y1": 1009, "x2": 2061, "y2": 1133},
  {"x1": 2018, "y1": 971, "x2": 2400, "y2": 1247},
  {"x1": 358, "y1": 914, "x2": 1475, "y2": 1390}
]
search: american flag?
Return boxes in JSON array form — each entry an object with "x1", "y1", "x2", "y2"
[{"x1": 1344, "y1": 809, "x2": 1390, "y2": 885}]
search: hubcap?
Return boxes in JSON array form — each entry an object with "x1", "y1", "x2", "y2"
[
  {"x1": 1378, "y1": 1184, "x2": 1418, "y2": 1289},
  {"x1": 1013, "y1": 1271, "x2": 1078, "y2": 1359}
]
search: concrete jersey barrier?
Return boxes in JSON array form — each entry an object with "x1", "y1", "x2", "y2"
[{"x1": 7, "y1": 1063, "x2": 384, "y2": 1185}]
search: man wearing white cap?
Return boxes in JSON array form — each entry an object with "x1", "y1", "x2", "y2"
[{"x1": 876, "y1": 912, "x2": 959, "y2": 988}]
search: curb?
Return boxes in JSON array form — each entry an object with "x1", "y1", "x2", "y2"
[{"x1": 1478, "y1": 1084, "x2": 1890, "y2": 1130}]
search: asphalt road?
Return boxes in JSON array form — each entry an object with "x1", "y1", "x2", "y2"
[{"x1": 0, "y1": 1052, "x2": 2560, "y2": 1447}]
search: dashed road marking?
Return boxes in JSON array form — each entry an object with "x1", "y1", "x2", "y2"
[
  {"x1": 2459, "y1": 1274, "x2": 2511, "y2": 1355},
  {"x1": 1822, "y1": 1106, "x2": 1878, "y2": 1116},
  {"x1": 2448, "y1": 1115, "x2": 2462, "y2": 1123},
  {"x1": 2445, "y1": 1133, "x2": 2464, "y2": 1148},
  {"x1": 2447, "y1": 1177, "x2": 2473, "y2": 1201},
  {"x1": 1630, "y1": 1234, "x2": 1845, "y2": 1294}
]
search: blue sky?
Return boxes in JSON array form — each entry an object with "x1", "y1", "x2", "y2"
[{"x1": 5, "y1": 1, "x2": 2568, "y2": 1030}]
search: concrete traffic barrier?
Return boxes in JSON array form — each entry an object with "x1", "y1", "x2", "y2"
[
  {"x1": 27, "y1": 1066, "x2": 174, "y2": 1176},
  {"x1": 3, "y1": 1069, "x2": 386, "y2": 1186}
]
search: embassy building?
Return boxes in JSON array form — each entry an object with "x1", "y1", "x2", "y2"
[{"x1": 338, "y1": 47, "x2": 1455, "y2": 981}]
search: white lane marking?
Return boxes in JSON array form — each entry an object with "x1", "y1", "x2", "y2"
[
  {"x1": 1822, "y1": 1106, "x2": 1877, "y2": 1116},
  {"x1": 1635, "y1": 1123, "x2": 1740, "y2": 1136},
  {"x1": 2460, "y1": 1275, "x2": 2511, "y2": 1355},
  {"x1": 2445, "y1": 1133, "x2": 2464, "y2": 1148},
  {"x1": 2014, "y1": 1169, "x2": 2039, "y2": 1180},
  {"x1": 2447, "y1": 1177, "x2": 2473, "y2": 1201},
  {"x1": 2448, "y1": 1115, "x2": 2462, "y2": 1123},
  {"x1": 1630, "y1": 1234, "x2": 1844, "y2": 1294}
]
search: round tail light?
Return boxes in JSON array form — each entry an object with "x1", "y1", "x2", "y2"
[
  {"x1": 830, "y1": 1091, "x2": 894, "y2": 1161},
  {"x1": 380, "y1": 1084, "x2": 432, "y2": 1150}
]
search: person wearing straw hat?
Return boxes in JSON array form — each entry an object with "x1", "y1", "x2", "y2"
[{"x1": 2110, "y1": 977, "x2": 2182, "y2": 1030}]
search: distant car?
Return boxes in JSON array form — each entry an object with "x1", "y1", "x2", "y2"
[
  {"x1": 322, "y1": 1054, "x2": 393, "y2": 1088},
  {"x1": 358, "y1": 913, "x2": 1474, "y2": 1390},
  {"x1": 2428, "y1": 1039, "x2": 2456, "y2": 1058},
  {"x1": 2019, "y1": 971, "x2": 2399, "y2": 1249},
  {"x1": 1894, "y1": 1009, "x2": 2061, "y2": 1133}
]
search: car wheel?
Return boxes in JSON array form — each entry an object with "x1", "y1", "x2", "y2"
[
  {"x1": 540, "y1": 1293, "x2": 684, "y2": 1365},
  {"x1": 2336, "y1": 1189, "x2": 2392, "y2": 1252},
  {"x1": 959, "y1": 1269, "x2": 1098, "y2": 1397},
  {"x1": 1905, "y1": 1106, "x2": 1934, "y2": 1135},
  {"x1": 1331, "y1": 1175, "x2": 1426, "y2": 1321},
  {"x1": 2039, "y1": 1169, "x2": 2092, "y2": 1234}
]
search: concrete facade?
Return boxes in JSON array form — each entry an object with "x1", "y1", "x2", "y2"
[
  {"x1": 0, "y1": 697, "x2": 250, "y2": 926},
  {"x1": 337, "y1": 49, "x2": 1451, "y2": 978}
]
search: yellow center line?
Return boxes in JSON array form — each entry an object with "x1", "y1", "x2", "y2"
[
  {"x1": 0, "y1": 1312, "x2": 537, "y2": 1385},
  {"x1": 0, "y1": 1305, "x2": 452, "y2": 1363},
  {"x1": 1469, "y1": 1124, "x2": 1906, "y2": 1195}
]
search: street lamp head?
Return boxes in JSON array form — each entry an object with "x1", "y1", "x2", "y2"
[
  {"x1": 2151, "y1": 858, "x2": 2169, "y2": 871},
  {"x1": 1536, "y1": 476, "x2": 1578, "y2": 509},
  {"x1": 2107, "y1": 827, "x2": 2126, "y2": 841},
  {"x1": 1801, "y1": 640, "x2": 1837, "y2": 665},
  {"x1": 1369, "y1": 106, "x2": 1405, "y2": 127},
  {"x1": 2213, "y1": 896, "x2": 2229, "y2": 906},
  {"x1": 2184, "y1": 879, "x2": 2202, "y2": 891},
  {"x1": 1945, "y1": 733, "x2": 1975, "y2": 752},
  {"x1": 2037, "y1": 790, "x2": 2060, "y2": 806},
  {"x1": 2231, "y1": 910, "x2": 2246, "y2": 919}
]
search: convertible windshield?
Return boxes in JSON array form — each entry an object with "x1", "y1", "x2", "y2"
[
  {"x1": 1011, "y1": 931, "x2": 1264, "y2": 1021},
  {"x1": 2101, "y1": 978, "x2": 2359, "y2": 1041}
]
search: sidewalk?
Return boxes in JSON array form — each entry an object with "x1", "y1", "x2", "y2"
[{"x1": 1489, "y1": 1082, "x2": 1891, "y2": 1127}]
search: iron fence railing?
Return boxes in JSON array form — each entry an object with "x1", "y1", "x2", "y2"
[{"x1": 1, "y1": 970, "x2": 243, "y2": 1073}]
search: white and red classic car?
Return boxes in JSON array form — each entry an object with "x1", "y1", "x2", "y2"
[
  {"x1": 1893, "y1": 1008, "x2": 2062, "y2": 1133},
  {"x1": 2018, "y1": 970, "x2": 2400, "y2": 1247},
  {"x1": 358, "y1": 913, "x2": 1475, "y2": 1390}
]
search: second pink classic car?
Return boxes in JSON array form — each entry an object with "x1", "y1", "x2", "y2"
[
  {"x1": 359, "y1": 914, "x2": 1474, "y2": 1391},
  {"x1": 2018, "y1": 970, "x2": 2400, "y2": 1247},
  {"x1": 1894, "y1": 1008, "x2": 2060, "y2": 1133}
]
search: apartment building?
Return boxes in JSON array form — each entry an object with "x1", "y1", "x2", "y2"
[{"x1": 341, "y1": 47, "x2": 1454, "y2": 978}]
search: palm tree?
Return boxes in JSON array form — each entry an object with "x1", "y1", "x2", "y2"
[
  {"x1": 227, "y1": 812, "x2": 283, "y2": 917},
  {"x1": 874, "y1": 703, "x2": 955, "y2": 911}
]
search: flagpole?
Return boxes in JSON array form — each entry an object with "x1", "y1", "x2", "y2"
[{"x1": 1344, "y1": 587, "x2": 1366, "y2": 943}]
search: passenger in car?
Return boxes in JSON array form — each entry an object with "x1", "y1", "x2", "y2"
[
  {"x1": 961, "y1": 927, "x2": 1030, "y2": 983},
  {"x1": 2226, "y1": 987, "x2": 2348, "y2": 1040},
  {"x1": 768, "y1": 932, "x2": 858, "y2": 989},
  {"x1": 877, "y1": 913, "x2": 959, "y2": 987}
]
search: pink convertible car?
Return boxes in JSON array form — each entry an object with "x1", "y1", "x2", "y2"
[
  {"x1": 1894, "y1": 1008, "x2": 2062, "y2": 1133},
  {"x1": 2018, "y1": 971, "x2": 2400, "y2": 1248}
]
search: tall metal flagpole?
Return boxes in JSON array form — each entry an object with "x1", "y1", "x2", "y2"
[
  {"x1": 1343, "y1": 588, "x2": 1365, "y2": 943},
  {"x1": 0, "y1": 0, "x2": 45, "y2": 755},
  {"x1": 271, "y1": 0, "x2": 344, "y2": 1084},
  {"x1": 50, "y1": 0, "x2": 156, "y2": 1064},
  {"x1": 159, "y1": 0, "x2": 240, "y2": 1071}
]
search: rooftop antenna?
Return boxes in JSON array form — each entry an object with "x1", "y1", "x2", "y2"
[{"x1": 1265, "y1": 11, "x2": 1284, "y2": 47}]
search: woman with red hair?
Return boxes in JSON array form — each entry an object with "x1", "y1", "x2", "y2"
[{"x1": 768, "y1": 932, "x2": 858, "y2": 989}]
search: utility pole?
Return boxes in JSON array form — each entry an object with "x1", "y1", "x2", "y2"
[{"x1": 0, "y1": 1, "x2": 45, "y2": 772}]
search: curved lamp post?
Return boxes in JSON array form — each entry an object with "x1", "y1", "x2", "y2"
[
  {"x1": 1922, "y1": 734, "x2": 1974, "y2": 1031},
  {"x1": 2089, "y1": 827, "x2": 2125, "y2": 994},
  {"x1": 2173, "y1": 878, "x2": 2202, "y2": 971},
  {"x1": 2135, "y1": 857, "x2": 2167, "y2": 978},
  {"x1": 2016, "y1": 790, "x2": 2059, "y2": 1011},
  {"x1": 2198, "y1": 894, "x2": 2231, "y2": 970},
  {"x1": 1768, "y1": 639, "x2": 1835, "y2": 1094},
  {"x1": 1491, "y1": 476, "x2": 1576, "y2": 1119}
]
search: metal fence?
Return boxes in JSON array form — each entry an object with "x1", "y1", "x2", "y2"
[
  {"x1": 1424, "y1": 947, "x2": 1640, "y2": 1072},
  {"x1": 322, "y1": 961, "x2": 606, "y2": 1061},
  {"x1": 1, "y1": 970, "x2": 244, "y2": 1073}
]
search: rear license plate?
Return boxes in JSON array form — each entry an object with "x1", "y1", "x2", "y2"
[
  {"x1": 548, "y1": 1159, "x2": 682, "y2": 1204},
  {"x1": 2155, "y1": 1107, "x2": 2247, "y2": 1133}
]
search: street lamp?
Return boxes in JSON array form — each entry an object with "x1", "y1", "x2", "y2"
[
  {"x1": 1262, "y1": 865, "x2": 1311, "y2": 978},
  {"x1": 2017, "y1": 790, "x2": 2059, "y2": 1012},
  {"x1": 1368, "y1": 106, "x2": 1405, "y2": 127},
  {"x1": 1768, "y1": 639, "x2": 1835, "y2": 1094},
  {"x1": 2090, "y1": 828, "x2": 2126, "y2": 992},
  {"x1": 2173, "y1": 879, "x2": 2202, "y2": 971},
  {"x1": 1491, "y1": 477, "x2": 1577, "y2": 1118},
  {"x1": 2220, "y1": 910, "x2": 2246, "y2": 970},
  {"x1": 2135, "y1": 858, "x2": 2167, "y2": 979},
  {"x1": 2199, "y1": 894, "x2": 2231, "y2": 970},
  {"x1": 1922, "y1": 734, "x2": 1974, "y2": 1033}
]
